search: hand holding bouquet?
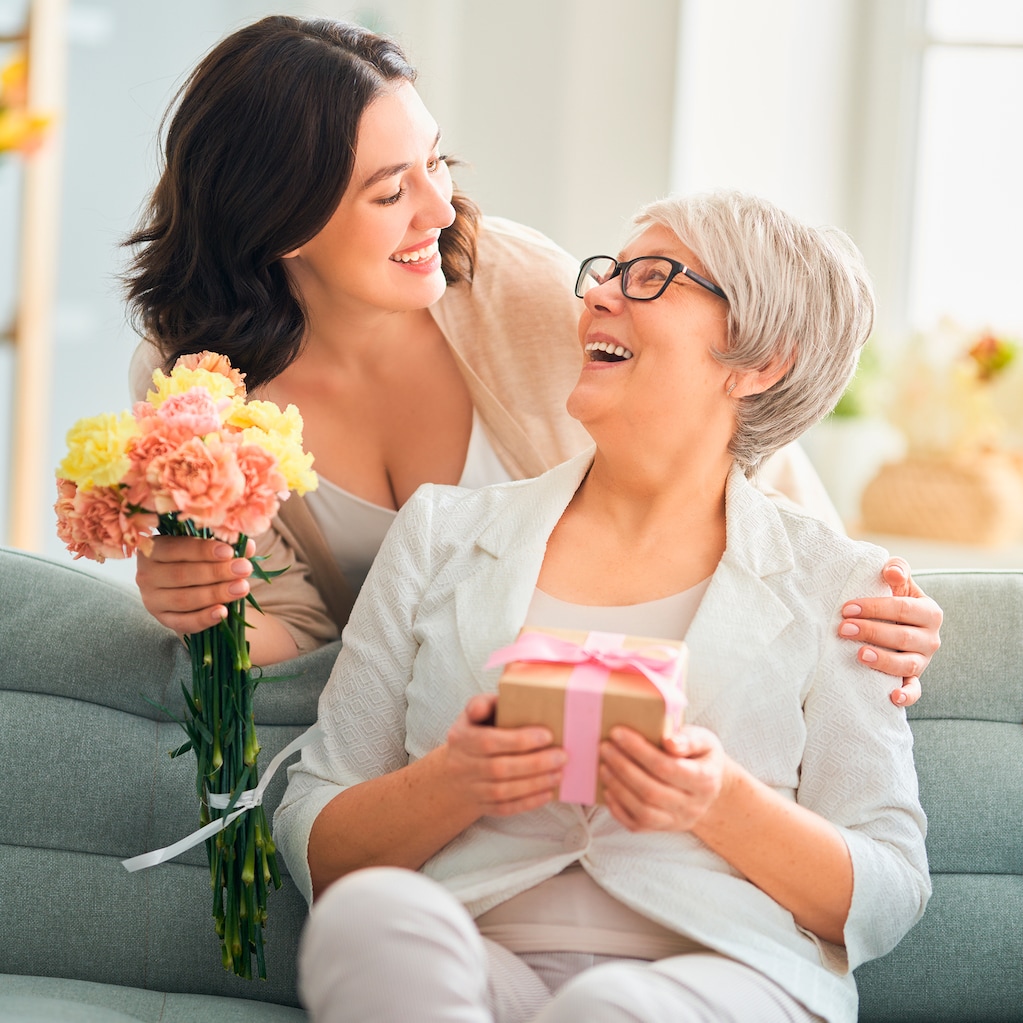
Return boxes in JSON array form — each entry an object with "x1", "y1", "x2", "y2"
[{"x1": 54, "y1": 352, "x2": 316, "y2": 979}]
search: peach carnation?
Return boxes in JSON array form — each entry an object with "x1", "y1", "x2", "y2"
[
  {"x1": 54, "y1": 479, "x2": 132, "y2": 562},
  {"x1": 146, "y1": 434, "x2": 246, "y2": 534},
  {"x1": 218, "y1": 443, "x2": 288, "y2": 543}
]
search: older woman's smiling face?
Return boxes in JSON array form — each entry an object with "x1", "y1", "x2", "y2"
[{"x1": 567, "y1": 224, "x2": 732, "y2": 449}]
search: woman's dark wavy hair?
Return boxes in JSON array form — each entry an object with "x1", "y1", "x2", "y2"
[{"x1": 123, "y1": 16, "x2": 480, "y2": 389}]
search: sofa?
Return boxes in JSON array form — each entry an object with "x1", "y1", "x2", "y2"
[{"x1": 1, "y1": 545, "x2": 1021, "y2": 1022}]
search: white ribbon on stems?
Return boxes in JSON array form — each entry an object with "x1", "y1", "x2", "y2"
[{"x1": 121, "y1": 724, "x2": 323, "y2": 873}]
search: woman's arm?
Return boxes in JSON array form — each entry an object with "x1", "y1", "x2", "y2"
[
  {"x1": 599, "y1": 727, "x2": 853, "y2": 944},
  {"x1": 306, "y1": 693, "x2": 565, "y2": 900},
  {"x1": 135, "y1": 520, "x2": 339, "y2": 664}
]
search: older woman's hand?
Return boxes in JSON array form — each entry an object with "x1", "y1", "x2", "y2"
[
  {"x1": 839, "y1": 557, "x2": 943, "y2": 708},
  {"x1": 598, "y1": 725, "x2": 725, "y2": 833},
  {"x1": 441, "y1": 694, "x2": 568, "y2": 818}
]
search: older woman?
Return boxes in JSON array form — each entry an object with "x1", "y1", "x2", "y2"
[{"x1": 275, "y1": 192, "x2": 929, "y2": 1023}]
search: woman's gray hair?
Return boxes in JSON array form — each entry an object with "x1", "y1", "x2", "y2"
[{"x1": 629, "y1": 191, "x2": 875, "y2": 476}]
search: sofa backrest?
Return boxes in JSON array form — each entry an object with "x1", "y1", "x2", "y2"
[
  {"x1": 2, "y1": 550, "x2": 1021, "y2": 1019},
  {"x1": 853, "y1": 569, "x2": 1023, "y2": 1022}
]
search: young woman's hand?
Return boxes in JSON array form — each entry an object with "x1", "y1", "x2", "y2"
[
  {"x1": 838, "y1": 557, "x2": 943, "y2": 707},
  {"x1": 598, "y1": 724, "x2": 725, "y2": 833},
  {"x1": 136, "y1": 535, "x2": 255, "y2": 638},
  {"x1": 441, "y1": 694, "x2": 567, "y2": 818}
]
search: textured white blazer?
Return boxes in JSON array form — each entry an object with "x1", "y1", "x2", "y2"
[{"x1": 275, "y1": 451, "x2": 930, "y2": 1023}]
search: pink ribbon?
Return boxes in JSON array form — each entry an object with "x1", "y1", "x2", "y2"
[{"x1": 486, "y1": 630, "x2": 687, "y2": 804}]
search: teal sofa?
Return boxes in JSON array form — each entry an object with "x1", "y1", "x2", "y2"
[{"x1": 1, "y1": 545, "x2": 1021, "y2": 1021}]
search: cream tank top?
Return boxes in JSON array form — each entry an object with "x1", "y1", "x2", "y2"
[
  {"x1": 475, "y1": 581, "x2": 713, "y2": 960},
  {"x1": 302, "y1": 412, "x2": 513, "y2": 596}
]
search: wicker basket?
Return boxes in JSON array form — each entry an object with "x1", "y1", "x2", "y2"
[{"x1": 860, "y1": 452, "x2": 1023, "y2": 547}]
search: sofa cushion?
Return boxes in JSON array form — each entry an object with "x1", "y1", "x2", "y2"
[
  {"x1": 0, "y1": 974, "x2": 306, "y2": 1021},
  {"x1": 0, "y1": 547, "x2": 337, "y2": 1009},
  {"x1": 853, "y1": 570, "x2": 1023, "y2": 1022}
]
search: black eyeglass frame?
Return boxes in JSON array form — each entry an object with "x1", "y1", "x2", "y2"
[{"x1": 575, "y1": 254, "x2": 728, "y2": 302}]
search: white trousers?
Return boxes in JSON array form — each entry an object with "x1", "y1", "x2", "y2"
[{"x1": 298, "y1": 868, "x2": 823, "y2": 1023}]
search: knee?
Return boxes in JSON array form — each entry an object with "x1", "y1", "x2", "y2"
[
  {"x1": 304, "y1": 867, "x2": 452, "y2": 951},
  {"x1": 302, "y1": 866, "x2": 485, "y2": 968}
]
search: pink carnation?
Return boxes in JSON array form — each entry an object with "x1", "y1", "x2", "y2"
[
  {"x1": 123, "y1": 425, "x2": 181, "y2": 510},
  {"x1": 219, "y1": 443, "x2": 288, "y2": 542},
  {"x1": 146, "y1": 434, "x2": 246, "y2": 535},
  {"x1": 155, "y1": 387, "x2": 223, "y2": 440}
]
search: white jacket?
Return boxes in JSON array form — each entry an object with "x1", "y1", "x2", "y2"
[{"x1": 275, "y1": 452, "x2": 929, "y2": 1023}]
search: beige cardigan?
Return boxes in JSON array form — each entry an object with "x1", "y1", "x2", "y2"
[{"x1": 129, "y1": 217, "x2": 841, "y2": 654}]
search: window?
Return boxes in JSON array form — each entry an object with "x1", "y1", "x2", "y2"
[{"x1": 907, "y1": 1, "x2": 1023, "y2": 334}]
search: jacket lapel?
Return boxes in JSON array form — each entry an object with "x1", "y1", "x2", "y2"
[
  {"x1": 677, "y1": 466, "x2": 796, "y2": 721},
  {"x1": 452, "y1": 452, "x2": 595, "y2": 688}
]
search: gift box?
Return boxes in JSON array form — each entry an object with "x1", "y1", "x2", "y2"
[{"x1": 487, "y1": 627, "x2": 688, "y2": 806}]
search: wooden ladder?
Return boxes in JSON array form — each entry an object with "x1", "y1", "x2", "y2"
[{"x1": 2, "y1": 0, "x2": 67, "y2": 551}]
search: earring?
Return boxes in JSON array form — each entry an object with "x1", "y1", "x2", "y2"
[{"x1": 726, "y1": 381, "x2": 737, "y2": 397}]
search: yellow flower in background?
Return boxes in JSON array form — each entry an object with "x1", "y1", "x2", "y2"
[
  {"x1": 147, "y1": 365, "x2": 241, "y2": 410},
  {"x1": 57, "y1": 411, "x2": 139, "y2": 490},
  {"x1": 1, "y1": 54, "x2": 28, "y2": 103},
  {"x1": 0, "y1": 53, "x2": 52, "y2": 155}
]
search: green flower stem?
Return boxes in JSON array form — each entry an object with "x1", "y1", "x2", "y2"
[{"x1": 161, "y1": 518, "x2": 282, "y2": 980}]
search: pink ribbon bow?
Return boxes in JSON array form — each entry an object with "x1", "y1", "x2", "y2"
[{"x1": 486, "y1": 630, "x2": 687, "y2": 804}]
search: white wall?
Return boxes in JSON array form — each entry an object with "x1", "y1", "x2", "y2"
[{"x1": 671, "y1": 0, "x2": 926, "y2": 342}]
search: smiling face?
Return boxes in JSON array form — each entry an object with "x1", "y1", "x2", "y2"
[
  {"x1": 567, "y1": 224, "x2": 734, "y2": 454},
  {"x1": 283, "y1": 81, "x2": 456, "y2": 319}
]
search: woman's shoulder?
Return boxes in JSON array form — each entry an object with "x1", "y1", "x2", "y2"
[
  {"x1": 775, "y1": 497, "x2": 890, "y2": 598},
  {"x1": 128, "y1": 340, "x2": 163, "y2": 401},
  {"x1": 475, "y1": 215, "x2": 578, "y2": 266},
  {"x1": 459, "y1": 216, "x2": 580, "y2": 304},
  {"x1": 399, "y1": 455, "x2": 589, "y2": 546}
]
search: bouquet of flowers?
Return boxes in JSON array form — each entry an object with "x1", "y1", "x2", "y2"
[
  {"x1": 0, "y1": 52, "x2": 51, "y2": 157},
  {"x1": 54, "y1": 352, "x2": 316, "y2": 979}
]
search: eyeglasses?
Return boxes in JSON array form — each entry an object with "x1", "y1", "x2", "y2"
[{"x1": 574, "y1": 255, "x2": 727, "y2": 302}]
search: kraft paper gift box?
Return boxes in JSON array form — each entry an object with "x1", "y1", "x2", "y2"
[{"x1": 487, "y1": 627, "x2": 688, "y2": 806}]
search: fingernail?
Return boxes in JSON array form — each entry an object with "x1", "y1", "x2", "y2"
[
  {"x1": 839, "y1": 622, "x2": 859, "y2": 637},
  {"x1": 228, "y1": 580, "x2": 249, "y2": 596},
  {"x1": 894, "y1": 691, "x2": 907, "y2": 705},
  {"x1": 843, "y1": 604, "x2": 862, "y2": 617},
  {"x1": 860, "y1": 648, "x2": 878, "y2": 664},
  {"x1": 888, "y1": 564, "x2": 906, "y2": 579},
  {"x1": 212, "y1": 606, "x2": 228, "y2": 621},
  {"x1": 214, "y1": 544, "x2": 234, "y2": 559},
  {"x1": 230, "y1": 560, "x2": 250, "y2": 576}
]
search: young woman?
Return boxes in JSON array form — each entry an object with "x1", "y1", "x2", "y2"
[
  {"x1": 275, "y1": 191, "x2": 929, "y2": 1023},
  {"x1": 126, "y1": 16, "x2": 940, "y2": 698}
]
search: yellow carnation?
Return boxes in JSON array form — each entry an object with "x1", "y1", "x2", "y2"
[
  {"x1": 226, "y1": 399, "x2": 304, "y2": 440},
  {"x1": 241, "y1": 427, "x2": 318, "y2": 496},
  {"x1": 56, "y1": 411, "x2": 139, "y2": 490},
  {"x1": 147, "y1": 366, "x2": 240, "y2": 409}
]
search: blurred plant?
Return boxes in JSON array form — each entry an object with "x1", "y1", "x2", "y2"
[
  {"x1": 832, "y1": 340, "x2": 884, "y2": 418},
  {"x1": 884, "y1": 318, "x2": 1022, "y2": 457},
  {"x1": 0, "y1": 52, "x2": 52, "y2": 156}
]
